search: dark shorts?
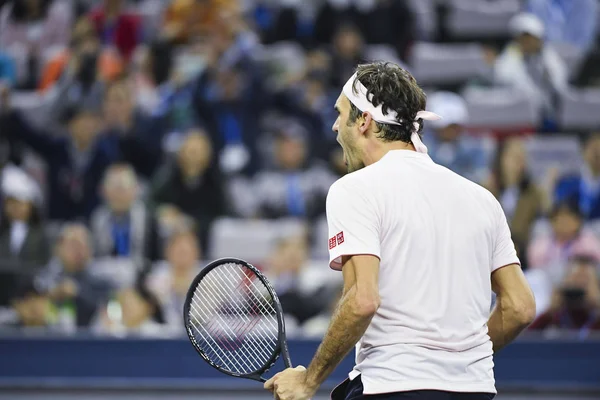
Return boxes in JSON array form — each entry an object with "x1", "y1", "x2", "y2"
[{"x1": 331, "y1": 375, "x2": 496, "y2": 400}]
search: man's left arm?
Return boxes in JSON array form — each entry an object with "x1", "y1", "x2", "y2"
[
  {"x1": 264, "y1": 255, "x2": 380, "y2": 399},
  {"x1": 304, "y1": 254, "x2": 380, "y2": 391}
]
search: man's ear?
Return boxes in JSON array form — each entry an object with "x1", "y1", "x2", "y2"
[{"x1": 360, "y1": 112, "x2": 373, "y2": 135}]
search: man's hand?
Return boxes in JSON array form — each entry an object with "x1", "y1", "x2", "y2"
[{"x1": 264, "y1": 366, "x2": 317, "y2": 400}]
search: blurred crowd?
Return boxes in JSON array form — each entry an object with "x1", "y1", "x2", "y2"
[{"x1": 0, "y1": 0, "x2": 599, "y2": 338}]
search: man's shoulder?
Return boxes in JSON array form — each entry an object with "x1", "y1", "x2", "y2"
[{"x1": 328, "y1": 169, "x2": 375, "y2": 196}]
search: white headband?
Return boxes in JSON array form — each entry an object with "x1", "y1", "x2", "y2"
[{"x1": 342, "y1": 72, "x2": 442, "y2": 154}]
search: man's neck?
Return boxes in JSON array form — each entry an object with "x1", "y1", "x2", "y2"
[{"x1": 363, "y1": 141, "x2": 415, "y2": 167}]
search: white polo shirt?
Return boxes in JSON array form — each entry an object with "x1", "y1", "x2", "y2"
[{"x1": 326, "y1": 150, "x2": 519, "y2": 395}]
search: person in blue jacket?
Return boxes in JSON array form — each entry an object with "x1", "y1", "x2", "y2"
[{"x1": 555, "y1": 133, "x2": 600, "y2": 221}]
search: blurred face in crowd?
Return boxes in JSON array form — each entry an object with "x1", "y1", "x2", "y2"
[
  {"x1": 552, "y1": 205, "x2": 582, "y2": 243},
  {"x1": 4, "y1": 197, "x2": 33, "y2": 222},
  {"x1": 334, "y1": 26, "x2": 363, "y2": 59},
  {"x1": 270, "y1": 236, "x2": 309, "y2": 277},
  {"x1": 501, "y1": 138, "x2": 527, "y2": 186},
  {"x1": 102, "y1": 166, "x2": 138, "y2": 214},
  {"x1": 13, "y1": 293, "x2": 50, "y2": 327},
  {"x1": 584, "y1": 134, "x2": 600, "y2": 176},
  {"x1": 103, "y1": 81, "x2": 135, "y2": 129},
  {"x1": 58, "y1": 225, "x2": 92, "y2": 272},
  {"x1": 275, "y1": 135, "x2": 307, "y2": 170},
  {"x1": 436, "y1": 123, "x2": 462, "y2": 142},
  {"x1": 117, "y1": 288, "x2": 153, "y2": 328},
  {"x1": 561, "y1": 260, "x2": 600, "y2": 310},
  {"x1": 333, "y1": 94, "x2": 365, "y2": 173},
  {"x1": 69, "y1": 111, "x2": 100, "y2": 151},
  {"x1": 177, "y1": 132, "x2": 212, "y2": 179},
  {"x1": 166, "y1": 232, "x2": 200, "y2": 274},
  {"x1": 517, "y1": 33, "x2": 543, "y2": 55}
]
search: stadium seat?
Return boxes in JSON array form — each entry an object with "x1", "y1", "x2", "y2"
[
  {"x1": 407, "y1": 0, "x2": 437, "y2": 41},
  {"x1": 312, "y1": 215, "x2": 329, "y2": 260},
  {"x1": 446, "y1": 0, "x2": 520, "y2": 39},
  {"x1": 208, "y1": 217, "x2": 307, "y2": 263},
  {"x1": 409, "y1": 42, "x2": 489, "y2": 85},
  {"x1": 525, "y1": 135, "x2": 582, "y2": 182},
  {"x1": 461, "y1": 87, "x2": 538, "y2": 128},
  {"x1": 365, "y1": 45, "x2": 405, "y2": 68},
  {"x1": 558, "y1": 88, "x2": 600, "y2": 130},
  {"x1": 552, "y1": 43, "x2": 585, "y2": 78}
]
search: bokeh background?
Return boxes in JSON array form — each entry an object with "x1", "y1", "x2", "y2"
[{"x1": 0, "y1": 0, "x2": 599, "y2": 399}]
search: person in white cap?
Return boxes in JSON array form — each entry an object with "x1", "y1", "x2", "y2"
[
  {"x1": 265, "y1": 61, "x2": 536, "y2": 400},
  {"x1": 423, "y1": 91, "x2": 493, "y2": 184},
  {"x1": 493, "y1": 12, "x2": 568, "y2": 128}
]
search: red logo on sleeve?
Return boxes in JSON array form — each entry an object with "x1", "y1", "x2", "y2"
[
  {"x1": 328, "y1": 236, "x2": 337, "y2": 249},
  {"x1": 336, "y1": 231, "x2": 344, "y2": 245}
]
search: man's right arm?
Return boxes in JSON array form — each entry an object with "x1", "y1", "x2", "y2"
[{"x1": 488, "y1": 264, "x2": 536, "y2": 353}]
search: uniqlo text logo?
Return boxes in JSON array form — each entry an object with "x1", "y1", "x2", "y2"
[
  {"x1": 328, "y1": 236, "x2": 337, "y2": 249},
  {"x1": 336, "y1": 232, "x2": 344, "y2": 245}
]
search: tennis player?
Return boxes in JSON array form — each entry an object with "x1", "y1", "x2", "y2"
[{"x1": 264, "y1": 62, "x2": 536, "y2": 400}]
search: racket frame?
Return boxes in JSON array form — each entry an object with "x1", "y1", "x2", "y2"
[{"x1": 183, "y1": 257, "x2": 292, "y2": 382}]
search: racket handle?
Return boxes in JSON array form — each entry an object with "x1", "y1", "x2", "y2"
[{"x1": 281, "y1": 341, "x2": 293, "y2": 368}]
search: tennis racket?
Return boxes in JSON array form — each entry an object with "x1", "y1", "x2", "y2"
[{"x1": 183, "y1": 257, "x2": 293, "y2": 382}]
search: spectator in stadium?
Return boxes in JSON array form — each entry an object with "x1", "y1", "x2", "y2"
[
  {"x1": 493, "y1": 13, "x2": 568, "y2": 130},
  {"x1": 162, "y1": 0, "x2": 239, "y2": 45},
  {"x1": 0, "y1": 87, "x2": 117, "y2": 220},
  {"x1": 0, "y1": 51, "x2": 16, "y2": 87},
  {"x1": 154, "y1": 204, "x2": 196, "y2": 258},
  {"x1": 526, "y1": 0, "x2": 598, "y2": 52},
  {"x1": 131, "y1": 39, "x2": 174, "y2": 116},
  {"x1": 95, "y1": 279, "x2": 167, "y2": 337},
  {"x1": 0, "y1": 0, "x2": 73, "y2": 89},
  {"x1": 38, "y1": 17, "x2": 123, "y2": 94},
  {"x1": 528, "y1": 200, "x2": 600, "y2": 285},
  {"x1": 529, "y1": 254, "x2": 600, "y2": 334},
  {"x1": 2, "y1": 276, "x2": 53, "y2": 328},
  {"x1": 265, "y1": 235, "x2": 337, "y2": 332},
  {"x1": 251, "y1": 121, "x2": 337, "y2": 220},
  {"x1": 150, "y1": 131, "x2": 226, "y2": 253},
  {"x1": 100, "y1": 78, "x2": 166, "y2": 178},
  {"x1": 88, "y1": 0, "x2": 141, "y2": 61},
  {"x1": 90, "y1": 164, "x2": 159, "y2": 263},
  {"x1": 486, "y1": 138, "x2": 545, "y2": 268},
  {"x1": 146, "y1": 229, "x2": 201, "y2": 333},
  {"x1": 0, "y1": 166, "x2": 50, "y2": 269},
  {"x1": 554, "y1": 133, "x2": 600, "y2": 221},
  {"x1": 329, "y1": 23, "x2": 366, "y2": 89},
  {"x1": 37, "y1": 223, "x2": 111, "y2": 328},
  {"x1": 423, "y1": 91, "x2": 493, "y2": 184},
  {"x1": 195, "y1": 55, "x2": 264, "y2": 176}
]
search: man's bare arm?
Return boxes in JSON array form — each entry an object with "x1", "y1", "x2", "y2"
[
  {"x1": 488, "y1": 264, "x2": 536, "y2": 353},
  {"x1": 304, "y1": 255, "x2": 380, "y2": 391}
]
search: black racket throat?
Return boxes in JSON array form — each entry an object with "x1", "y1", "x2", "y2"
[{"x1": 183, "y1": 257, "x2": 293, "y2": 382}]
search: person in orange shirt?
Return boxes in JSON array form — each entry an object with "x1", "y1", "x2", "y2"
[
  {"x1": 38, "y1": 17, "x2": 123, "y2": 93},
  {"x1": 162, "y1": 0, "x2": 239, "y2": 45}
]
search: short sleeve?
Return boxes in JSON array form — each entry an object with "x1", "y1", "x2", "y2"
[
  {"x1": 492, "y1": 199, "x2": 521, "y2": 272},
  {"x1": 326, "y1": 179, "x2": 381, "y2": 270}
]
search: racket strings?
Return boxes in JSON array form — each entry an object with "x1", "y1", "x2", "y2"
[{"x1": 187, "y1": 262, "x2": 279, "y2": 375}]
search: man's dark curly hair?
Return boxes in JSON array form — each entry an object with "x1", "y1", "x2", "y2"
[{"x1": 346, "y1": 62, "x2": 427, "y2": 144}]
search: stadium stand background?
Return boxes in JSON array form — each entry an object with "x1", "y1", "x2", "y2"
[{"x1": 0, "y1": 0, "x2": 599, "y2": 399}]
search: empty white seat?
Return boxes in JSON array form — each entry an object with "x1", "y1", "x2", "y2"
[
  {"x1": 525, "y1": 134, "x2": 582, "y2": 182},
  {"x1": 410, "y1": 42, "x2": 488, "y2": 85},
  {"x1": 209, "y1": 218, "x2": 307, "y2": 263},
  {"x1": 461, "y1": 87, "x2": 538, "y2": 128},
  {"x1": 447, "y1": 0, "x2": 520, "y2": 38},
  {"x1": 558, "y1": 88, "x2": 600, "y2": 130}
]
